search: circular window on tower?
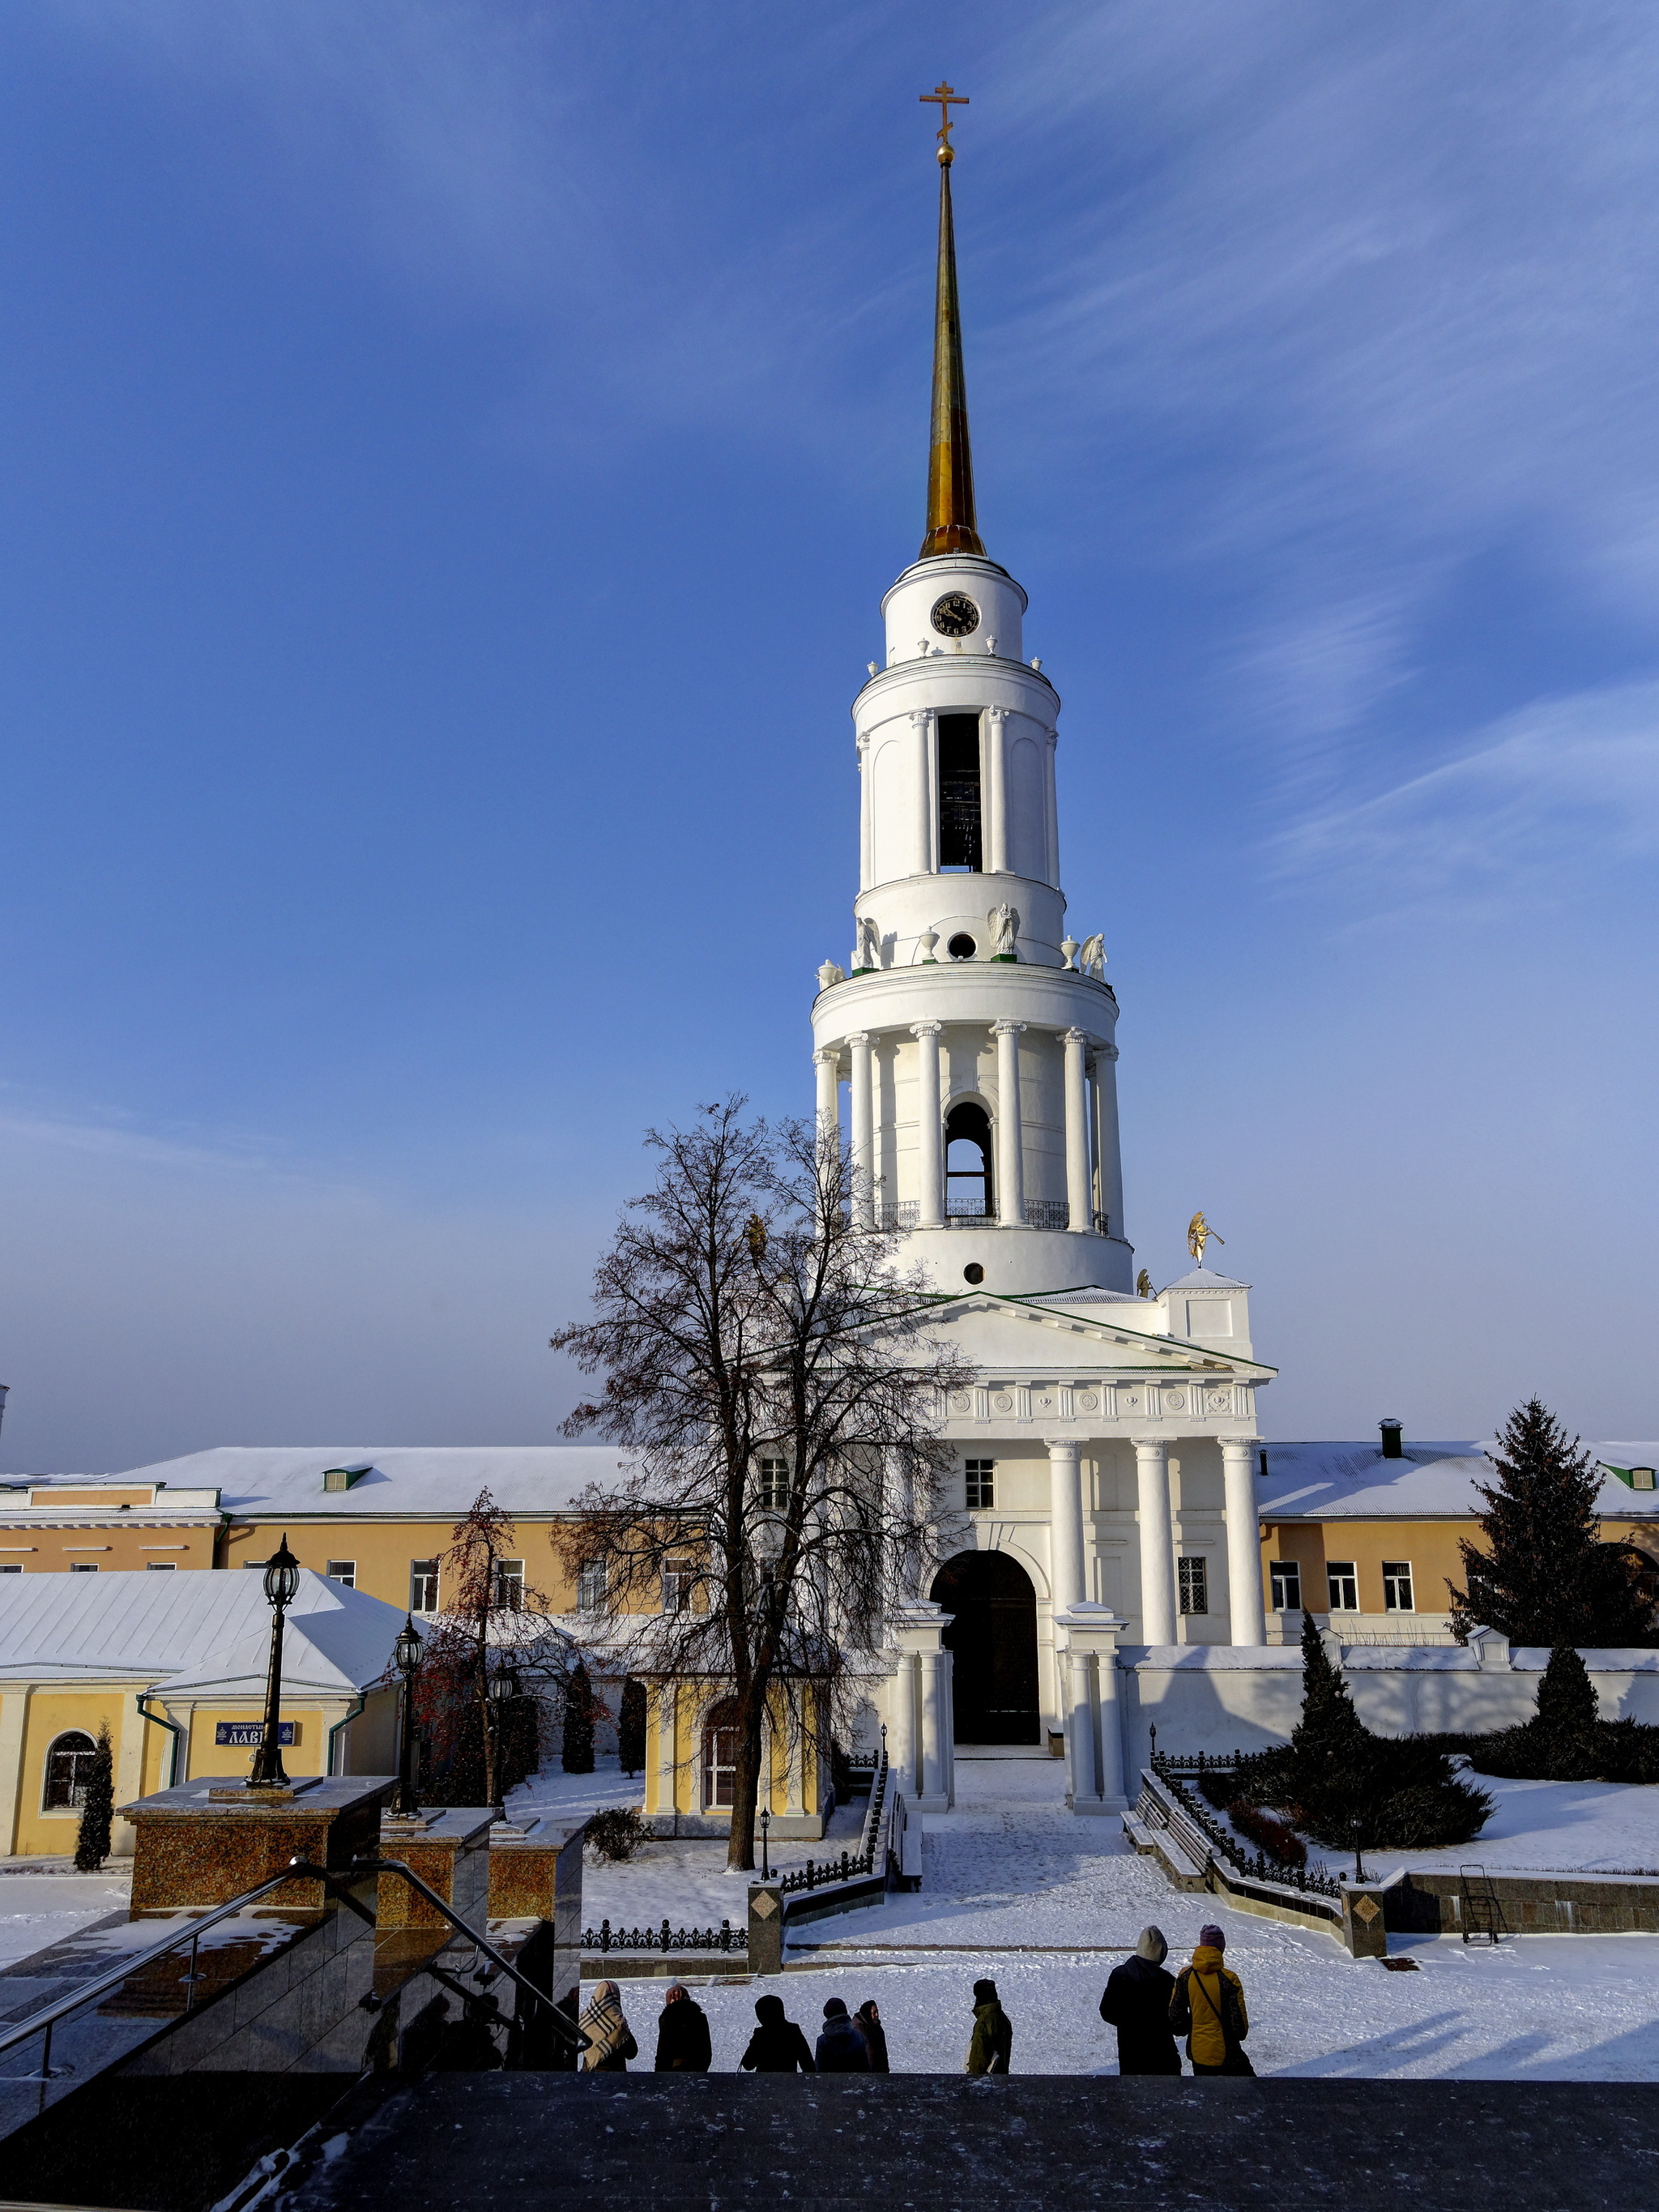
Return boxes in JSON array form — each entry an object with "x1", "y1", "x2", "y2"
[
  {"x1": 947, "y1": 933, "x2": 977, "y2": 960},
  {"x1": 930, "y1": 591, "x2": 979, "y2": 638},
  {"x1": 963, "y1": 1263, "x2": 985, "y2": 1285}
]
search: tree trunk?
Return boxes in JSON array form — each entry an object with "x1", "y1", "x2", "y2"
[{"x1": 726, "y1": 1711, "x2": 764, "y2": 1871}]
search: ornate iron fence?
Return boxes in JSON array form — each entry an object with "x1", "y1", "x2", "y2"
[
  {"x1": 1149, "y1": 1750, "x2": 1342, "y2": 1902},
  {"x1": 581, "y1": 1917, "x2": 741, "y2": 1955}
]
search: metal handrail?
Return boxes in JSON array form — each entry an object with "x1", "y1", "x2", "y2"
[
  {"x1": 0, "y1": 1866, "x2": 314, "y2": 2070},
  {"x1": 348, "y1": 1857, "x2": 586, "y2": 2049}
]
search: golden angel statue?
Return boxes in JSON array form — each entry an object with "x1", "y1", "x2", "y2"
[
  {"x1": 1136, "y1": 1268, "x2": 1154, "y2": 1299},
  {"x1": 1188, "y1": 1211, "x2": 1224, "y2": 1268}
]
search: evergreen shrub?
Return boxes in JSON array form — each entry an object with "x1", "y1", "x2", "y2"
[
  {"x1": 561, "y1": 1661, "x2": 597, "y2": 1774},
  {"x1": 617, "y1": 1677, "x2": 646, "y2": 1778},
  {"x1": 585, "y1": 1807, "x2": 648, "y2": 1863},
  {"x1": 74, "y1": 1724, "x2": 113, "y2": 1873}
]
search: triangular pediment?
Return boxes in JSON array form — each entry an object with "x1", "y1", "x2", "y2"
[{"x1": 915, "y1": 1292, "x2": 1275, "y2": 1380}]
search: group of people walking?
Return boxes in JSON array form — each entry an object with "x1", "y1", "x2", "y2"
[{"x1": 578, "y1": 1928, "x2": 1246, "y2": 2077}]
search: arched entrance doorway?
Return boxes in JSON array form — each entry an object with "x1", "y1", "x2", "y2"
[{"x1": 929, "y1": 1551, "x2": 1040, "y2": 1745}]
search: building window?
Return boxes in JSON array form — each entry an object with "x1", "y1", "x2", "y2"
[
  {"x1": 146, "y1": 1561, "x2": 177, "y2": 1571},
  {"x1": 945, "y1": 1102, "x2": 994, "y2": 1219},
  {"x1": 1178, "y1": 1557, "x2": 1209, "y2": 1616},
  {"x1": 410, "y1": 1560, "x2": 440, "y2": 1612},
  {"x1": 937, "y1": 711, "x2": 983, "y2": 870},
  {"x1": 577, "y1": 1560, "x2": 607, "y2": 1614},
  {"x1": 1269, "y1": 1561, "x2": 1302, "y2": 1612},
  {"x1": 44, "y1": 1731, "x2": 98, "y2": 1810},
  {"x1": 757, "y1": 1458, "x2": 789, "y2": 1510},
  {"x1": 70, "y1": 1562, "x2": 98, "y2": 1573},
  {"x1": 494, "y1": 1559, "x2": 525, "y2": 1611},
  {"x1": 1382, "y1": 1561, "x2": 1415, "y2": 1612},
  {"x1": 244, "y1": 1558, "x2": 267, "y2": 1569},
  {"x1": 702, "y1": 1697, "x2": 739, "y2": 1809},
  {"x1": 0, "y1": 1564, "x2": 19, "y2": 1574},
  {"x1": 326, "y1": 1561, "x2": 356, "y2": 1588},
  {"x1": 965, "y1": 1458, "x2": 995, "y2": 1510},
  {"x1": 1327, "y1": 1561, "x2": 1358, "y2": 1612},
  {"x1": 663, "y1": 1559, "x2": 694, "y2": 1613}
]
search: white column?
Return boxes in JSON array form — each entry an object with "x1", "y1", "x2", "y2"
[
  {"x1": 1063, "y1": 1028, "x2": 1091, "y2": 1233},
  {"x1": 1043, "y1": 728, "x2": 1061, "y2": 886},
  {"x1": 1222, "y1": 1437, "x2": 1268, "y2": 1646},
  {"x1": 1134, "y1": 1439, "x2": 1177, "y2": 1644},
  {"x1": 992, "y1": 1019, "x2": 1026, "y2": 1225},
  {"x1": 986, "y1": 707, "x2": 1009, "y2": 874},
  {"x1": 653, "y1": 1680, "x2": 679, "y2": 1833},
  {"x1": 848, "y1": 1031, "x2": 875, "y2": 1227},
  {"x1": 1092, "y1": 1043, "x2": 1124, "y2": 1240},
  {"x1": 858, "y1": 732, "x2": 872, "y2": 892},
  {"x1": 919, "y1": 1650, "x2": 947, "y2": 1804},
  {"x1": 1046, "y1": 1437, "x2": 1086, "y2": 1612},
  {"x1": 889, "y1": 1652, "x2": 919, "y2": 1795},
  {"x1": 912, "y1": 1022, "x2": 945, "y2": 1226},
  {"x1": 910, "y1": 711, "x2": 935, "y2": 877},
  {"x1": 1095, "y1": 1646, "x2": 1125, "y2": 1802},
  {"x1": 814, "y1": 1046, "x2": 840, "y2": 1139},
  {"x1": 1064, "y1": 1646, "x2": 1095, "y2": 1806}
]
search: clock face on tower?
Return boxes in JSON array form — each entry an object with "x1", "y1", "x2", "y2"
[{"x1": 930, "y1": 591, "x2": 980, "y2": 638}]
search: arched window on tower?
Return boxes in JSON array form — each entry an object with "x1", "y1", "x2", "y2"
[
  {"x1": 937, "y1": 713, "x2": 983, "y2": 870},
  {"x1": 945, "y1": 1102, "x2": 993, "y2": 1221}
]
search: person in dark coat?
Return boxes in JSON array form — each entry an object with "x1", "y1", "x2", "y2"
[
  {"x1": 1099, "y1": 1926, "x2": 1181, "y2": 2076},
  {"x1": 816, "y1": 1997, "x2": 871, "y2": 2071},
  {"x1": 855, "y1": 1999, "x2": 889, "y2": 2073},
  {"x1": 965, "y1": 1977, "x2": 1013, "y2": 2075},
  {"x1": 740, "y1": 1992, "x2": 816, "y2": 2073},
  {"x1": 654, "y1": 1983, "x2": 712, "y2": 2073}
]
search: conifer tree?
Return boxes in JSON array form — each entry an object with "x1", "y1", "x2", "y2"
[
  {"x1": 617, "y1": 1677, "x2": 646, "y2": 1779},
  {"x1": 561, "y1": 1660, "x2": 596, "y2": 1774},
  {"x1": 74, "y1": 1723, "x2": 113, "y2": 1873},
  {"x1": 1449, "y1": 1399, "x2": 1656, "y2": 1646},
  {"x1": 1532, "y1": 1646, "x2": 1603, "y2": 1778}
]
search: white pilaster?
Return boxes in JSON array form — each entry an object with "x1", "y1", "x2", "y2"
[
  {"x1": 0, "y1": 1689, "x2": 29, "y2": 1855},
  {"x1": 992, "y1": 1018, "x2": 1026, "y2": 1226},
  {"x1": 1063, "y1": 1027, "x2": 1091, "y2": 1233},
  {"x1": 858, "y1": 730, "x2": 872, "y2": 892},
  {"x1": 986, "y1": 707, "x2": 1009, "y2": 874},
  {"x1": 1133, "y1": 1438, "x2": 1177, "y2": 1645},
  {"x1": 1092, "y1": 1042, "x2": 1125, "y2": 1241},
  {"x1": 1043, "y1": 727, "x2": 1060, "y2": 886},
  {"x1": 1045, "y1": 1436, "x2": 1086, "y2": 1612},
  {"x1": 814, "y1": 1046, "x2": 840, "y2": 1138},
  {"x1": 1221, "y1": 1437, "x2": 1268, "y2": 1646},
  {"x1": 653, "y1": 1680, "x2": 679, "y2": 1834},
  {"x1": 910, "y1": 710, "x2": 936, "y2": 878},
  {"x1": 889, "y1": 1652, "x2": 919, "y2": 1796},
  {"x1": 912, "y1": 1021, "x2": 945, "y2": 1226},
  {"x1": 848, "y1": 1031, "x2": 875, "y2": 1227},
  {"x1": 919, "y1": 1649, "x2": 947, "y2": 1804},
  {"x1": 1053, "y1": 1603, "x2": 1128, "y2": 1813}
]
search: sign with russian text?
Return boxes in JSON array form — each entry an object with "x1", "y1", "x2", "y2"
[{"x1": 215, "y1": 1721, "x2": 296, "y2": 1746}]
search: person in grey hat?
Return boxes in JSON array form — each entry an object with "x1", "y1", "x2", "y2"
[{"x1": 1099, "y1": 1926, "x2": 1180, "y2": 2075}]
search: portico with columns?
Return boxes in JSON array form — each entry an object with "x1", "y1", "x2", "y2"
[{"x1": 825, "y1": 120, "x2": 1276, "y2": 1813}]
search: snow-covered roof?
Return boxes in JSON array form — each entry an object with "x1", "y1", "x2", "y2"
[
  {"x1": 1259, "y1": 1441, "x2": 1659, "y2": 1521},
  {"x1": 0, "y1": 1565, "x2": 411, "y2": 1692},
  {"x1": 20, "y1": 1445, "x2": 638, "y2": 1520}
]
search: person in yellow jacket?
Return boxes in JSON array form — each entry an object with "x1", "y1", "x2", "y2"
[{"x1": 1168, "y1": 1924, "x2": 1254, "y2": 2076}]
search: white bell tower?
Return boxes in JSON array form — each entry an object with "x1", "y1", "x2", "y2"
[{"x1": 811, "y1": 122, "x2": 1132, "y2": 1299}]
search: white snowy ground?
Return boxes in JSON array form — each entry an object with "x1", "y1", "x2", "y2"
[
  {"x1": 506, "y1": 1757, "x2": 867, "y2": 1929},
  {"x1": 0, "y1": 1868, "x2": 132, "y2": 1966},
  {"x1": 578, "y1": 1756, "x2": 1659, "y2": 2080}
]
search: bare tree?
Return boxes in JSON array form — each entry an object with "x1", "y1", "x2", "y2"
[
  {"x1": 551, "y1": 1100, "x2": 971, "y2": 1870},
  {"x1": 413, "y1": 1488, "x2": 569, "y2": 1808}
]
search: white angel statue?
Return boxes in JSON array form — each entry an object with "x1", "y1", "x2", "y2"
[
  {"x1": 1078, "y1": 933, "x2": 1107, "y2": 980},
  {"x1": 987, "y1": 903, "x2": 1020, "y2": 959}
]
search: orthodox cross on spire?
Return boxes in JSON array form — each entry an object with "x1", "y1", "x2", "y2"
[
  {"x1": 918, "y1": 83, "x2": 984, "y2": 560},
  {"x1": 919, "y1": 81, "x2": 969, "y2": 162}
]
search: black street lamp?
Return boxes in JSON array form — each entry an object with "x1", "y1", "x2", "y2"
[
  {"x1": 488, "y1": 1659, "x2": 520, "y2": 1814},
  {"x1": 392, "y1": 1615, "x2": 423, "y2": 1819},
  {"x1": 759, "y1": 1805, "x2": 771, "y2": 1880},
  {"x1": 248, "y1": 1534, "x2": 301, "y2": 1791}
]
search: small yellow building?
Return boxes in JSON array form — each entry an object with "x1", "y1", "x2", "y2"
[
  {"x1": 0, "y1": 1567, "x2": 403, "y2": 1858},
  {"x1": 641, "y1": 1676, "x2": 834, "y2": 1839}
]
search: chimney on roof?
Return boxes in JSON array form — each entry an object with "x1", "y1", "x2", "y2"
[{"x1": 1380, "y1": 1418, "x2": 1404, "y2": 1459}]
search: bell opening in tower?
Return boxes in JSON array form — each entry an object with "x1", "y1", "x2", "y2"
[
  {"x1": 945, "y1": 1100, "x2": 993, "y2": 1220},
  {"x1": 937, "y1": 711, "x2": 983, "y2": 869}
]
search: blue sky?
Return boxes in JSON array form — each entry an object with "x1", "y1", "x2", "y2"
[{"x1": 4, "y1": 2, "x2": 1657, "y2": 1471}]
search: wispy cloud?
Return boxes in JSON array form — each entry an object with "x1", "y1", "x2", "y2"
[{"x1": 1273, "y1": 679, "x2": 1659, "y2": 911}]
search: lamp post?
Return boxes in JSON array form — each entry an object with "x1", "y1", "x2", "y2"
[
  {"x1": 248, "y1": 1534, "x2": 301, "y2": 1791},
  {"x1": 488, "y1": 1659, "x2": 520, "y2": 1815},
  {"x1": 759, "y1": 1805, "x2": 771, "y2": 1881},
  {"x1": 392, "y1": 1615, "x2": 423, "y2": 1819}
]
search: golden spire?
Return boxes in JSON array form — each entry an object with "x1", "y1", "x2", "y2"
[{"x1": 918, "y1": 83, "x2": 984, "y2": 560}]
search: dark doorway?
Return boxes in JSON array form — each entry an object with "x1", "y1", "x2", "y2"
[
  {"x1": 929, "y1": 1550, "x2": 1040, "y2": 1744},
  {"x1": 937, "y1": 712, "x2": 983, "y2": 870}
]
